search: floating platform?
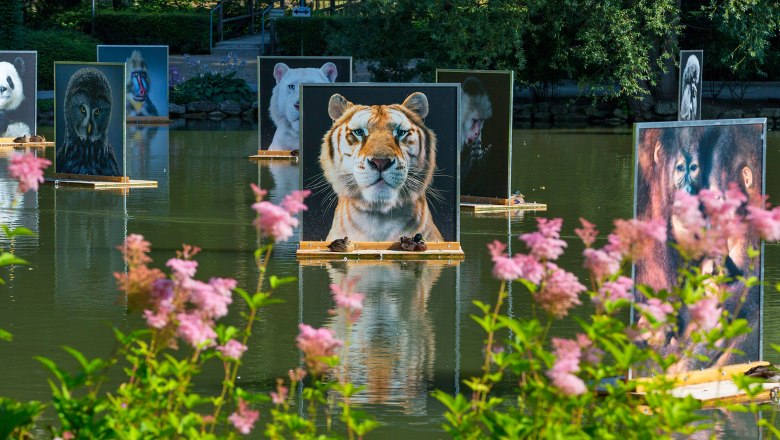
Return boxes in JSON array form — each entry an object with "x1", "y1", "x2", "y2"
[
  {"x1": 636, "y1": 362, "x2": 779, "y2": 410},
  {"x1": 460, "y1": 194, "x2": 547, "y2": 212},
  {"x1": 44, "y1": 176, "x2": 157, "y2": 190},
  {"x1": 249, "y1": 150, "x2": 299, "y2": 161},
  {"x1": 0, "y1": 137, "x2": 54, "y2": 148},
  {"x1": 299, "y1": 258, "x2": 462, "y2": 268},
  {"x1": 296, "y1": 241, "x2": 464, "y2": 260},
  {"x1": 127, "y1": 116, "x2": 171, "y2": 124}
]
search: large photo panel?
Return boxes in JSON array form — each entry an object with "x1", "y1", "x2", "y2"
[
  {"x1": 300, "y1": 83, "x2": 461, "y2": 242},
  {"x1": 633, "y1": 119, "x2": 766, "y2": 373},
  {"x1": 0, "y1": 51, "x2": 37, "y2": 138},
  {"x1": 678, "y1": 50, "x2": 703, "y2": 121},
  {"x1": 436, "y1": 69, "x2": 513, "y2": 200},
  {"x1": 97, "y1": 45, "x2": 169, "y2": 119},
  {"x1": 55, "y1": 62, "x2": 126, "y2": 178},
  {"x1": 258, "y1": 56, "x2": 352, "y2": 151}
]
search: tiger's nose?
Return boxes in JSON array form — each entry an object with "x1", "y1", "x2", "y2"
[{"x1": 367, "y1": 157, "x2": 394, "y2": 172}]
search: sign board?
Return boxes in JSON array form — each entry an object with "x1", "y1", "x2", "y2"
[{"x1": 292, "y1": 6, "x2": 311, "y2": 17}]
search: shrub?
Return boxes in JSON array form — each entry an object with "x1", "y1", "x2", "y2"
[
  {"x1": 171, "y1": 72, "x2": 253, "y2": 104},
  {"x1": 92, "y1": 11, "x2": 210, "y2": 54},
  {"x1": 0, "y1": 0, "x2": 23, "y2": 49},
  {"x1": 16, "y1": 28, "x2": 100, "y2": 90},
  {"x1": 274, "y1": 16, "x2": 345, "y2": 56}
]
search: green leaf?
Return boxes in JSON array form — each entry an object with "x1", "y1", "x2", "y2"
[
  {"x1": 0, "y1": 252, "x2": 29, "y2": 267},
  {"x1": 269, "y1": 275, "x2": 297, "y2": 289},
  {"x1": 0, "y1": 328, "x2": 11, "y2": 342},
  {"x1": 2, "y1": 225, "x2": 34, "y2": 238}
]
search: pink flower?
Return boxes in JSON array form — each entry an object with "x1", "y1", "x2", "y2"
[
  {"x1": 637, "y1": 298, "x2": 673, "y2": 324},
  {"x1": 217, "y1": 339, "x2": 247, "y2": 360},
  {"x1": 289, "y1": 367, "x2": 307, "y2": 382},
  {"x1": 575, "y1": 218, "x2": 598, "y2": 248},
  {"x1": 176, "y1": 312, "x2": 216, "y2": 348},
  {"x1": 594, "y1": 276, "x2": 633, "y2": 306},
  {"x1": 118, "y1": 234, "x2": 152, "y2": 266},
  {"x1": 534, "y1": 263, "x2": 585, "y2": 318},
  {"x1": 188, "y1": 278, "x2": 236, "y2": 320},
  {"x1": 281, "y1": 189, "x2": 312, "y2": 215},
  {"x1": 270, "y1": 383, "x2": 289, "y2": 405},
  {"x1": 604, "y1": 218, "x2": 666, "y2": 260},
  {"x1": 296, "y1": 323, "x2": 343, "y2": 375},
  {"x1": 577, "y1": 334, "x2": 603, "y2": 365},
  {"x1": 143, "y1": 309, "x2": 169, "y2": 329},
  {"x1": 487, "y1": 240, "x2": 522, "y2": 281},
  {"x1": 747, "y1": 205, "x2": 780, "y2": 241},
  {"x1": 250, "y1": 183, "x2": 268, "y2": 202},
  {"x1": 166, "y1": 258, "x2": 198, "y2": 279},
  {"x1": 8, "y1": 152, "x2": 51, "y2": 192},
  {"x1": 228, "y1": 398, "x2": 259, "y2": 435},
  {"x1": 546, "y1": 338, "x2": 586, "y2": 396},
  {"x1": 513, "y1": 253, "x2": 544, "y2": 284},
  {"x1": 252, "y1": 201, "x2": 298, "y2": 243},
  {"x1": 331, "y1": 281, "x2": 364, "y2": 322},
  {"x1": 520, "y1": 218, "x2": 567, "y2": 261},
  {"x1": 582, "y1": 248, "x2": 621, "y2": 280},
  {"x1": 689, "y1": 296, "x2": 721, "y2": 332}
]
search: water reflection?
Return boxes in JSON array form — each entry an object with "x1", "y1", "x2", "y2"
[
  {"x1": 301, "y1": 259, "x2": 460, "y2": 414},
  {"x1": 126, "y1": 124, "x2": 169, "y2": 215}
]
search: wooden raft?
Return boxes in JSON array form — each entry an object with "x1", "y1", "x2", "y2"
[
  {"x1": 249, "y1": 150, "x2": 299, "y2": 161},
  {"x1": 0, "y1": 137, "x2": 54, "y2": 148},
  {"x1": 296, "y1": 241, "x2": 465, "y2": 260},
  {"x1": 44, "y1": 174, "x2": 157, "y2": 190},
  {"x1": 460, "y1": 194, "x2": 547, "y2": 212},
  {"x1": 636, "y1": 362, "x2": 779, "y2": 409}
]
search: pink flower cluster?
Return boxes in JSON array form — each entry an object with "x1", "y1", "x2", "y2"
[
  {"x1": 747, "y1": 201, "x2": 780, "y2": 242},
  {"x1": 270, "y1": 378, "x2": 289, "y2": 405},
  {"x1": 581, "y1": 218, "x2": 666, "y2": 281},
  {"x1": 114, "y1": 234, "x2": 166, "y2": 311},
  {"x1": 487, "y1": 240, "x2": 542, "y2": 283},
  {"x1": 250, "y1": 183, "x2": 311, "y2": 243},
  {"x1": 546, "y1": 337, "x2": 587, "y2": 396},
  {"x1": 593, "y1": 276, "x2": 633, "y2": 306},
  {"x1": 8, "y1": 152, "x2": 51, "y2": 192},
  {"x1": 536, "y1": 263, "x2": 585, "y2": 318},
  {"x1": 228, "y1": 398, "x2": 259, "y2": 435},
  {"x1": 217, "y1": 339, "x2": 248, "y2": 360},
  {"x1": 635, "y1": 298, "x2": 674, "y2": 347},
  {"x1": 689, "y1": 295, "x2": 722, "y2": 333},
  {"x1": 330, "y1": 279, "x2": 364, "y2": 323},
  {"x1": 574, "y1": 218, "x2": 598, "y2": 248},
  {"x1": 296, "y1": 323, "x2": 343, "y2": 375},
  {"x1": 520, "y1": 218, "x2": 567, "y2": 261},
  {"x1": 672, "y1": 187, "x2": 747, "y2": 259}
]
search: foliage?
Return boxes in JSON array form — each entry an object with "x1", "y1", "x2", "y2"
[
  {"x1": 170, "y1": 54, "x2": 253, "y2": 104},
  {"x1": 15, "y1": 28, "x2": 100, "y2": 90},
  {"x1": 274, "y1": 16, "x2": 346, "y2": 57},
  {"x1": 92, "y1": 11, "x2": 210, "y2": 54},
  {"x1": 0, "y1": 397, "x2": 44, "y2": 439},
  {"x1": 0, "y1": 0, "x2": 23, "y2": 50}
]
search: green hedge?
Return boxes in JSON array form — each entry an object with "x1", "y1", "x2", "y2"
[
  {"x1": 93, "y1": 11, "x2": 210, "y2": 54},
  {"x1": 274, "y1": 16, "x2": 345, "y2": 56},
  {"x1": 17, "y1": 28, "x2": 100, "y2": 90}
]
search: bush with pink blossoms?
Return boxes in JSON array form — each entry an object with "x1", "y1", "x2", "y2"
[{"x1": 435, "y1": 187, "x2": 780, "y2": 438}]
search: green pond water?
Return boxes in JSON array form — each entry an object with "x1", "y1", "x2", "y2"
[{"x1": 0, "y1": 124, "x2": 779, "y2": 438}]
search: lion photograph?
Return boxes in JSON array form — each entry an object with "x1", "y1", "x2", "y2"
[
  {"x1": 299, "y1": 84, "x2": 460, "y2": 242},
  {"x1": 258, "y1": 57, "x2": 352, "y2": 151}
]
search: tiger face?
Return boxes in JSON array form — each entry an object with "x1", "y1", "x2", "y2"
[{"x1": 320, "y1": 92, "x2": 436, "y2": 214}]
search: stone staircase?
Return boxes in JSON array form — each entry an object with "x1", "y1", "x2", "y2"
[{"x1": 212, "y1": 32, "x2": 272, "y2": 58}]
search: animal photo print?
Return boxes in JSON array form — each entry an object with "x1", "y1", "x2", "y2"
[
  {"x1": 678, "y1": 50, "x2": 703, "y2": 121},
  {"x1": 633, "y1": 119, "x2": 766, "y2": 374},
  {"x1": 0, "y1": 51, "x2": 36, "y2": 138},
  {"x1": 436, "y1": 69, "x2": 513, "y2": 200},
  {"x1": 258, "y1": 56, "x2": 352, "y2": 151},
  {"x1": 97, "y1": 45, "x2": 169, "y2": 119},
  {"x1": 300, "y1": 84, "x2": 460, "y2": 243},
  {"x1": 55, "y1": 62, "x2": 126, "y2": 177}
]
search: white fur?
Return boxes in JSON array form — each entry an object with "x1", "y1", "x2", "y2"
[
  {"x1": 0, "y1": 61, "x2": 28, "y2": 138},
  {"x1": 268, "y1": 62, "x2": 338, "y2": 150}
]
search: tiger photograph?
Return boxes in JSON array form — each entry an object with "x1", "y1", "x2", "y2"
[{"x1": 299, "y1": 84, "x2": 460, "y2": 242}]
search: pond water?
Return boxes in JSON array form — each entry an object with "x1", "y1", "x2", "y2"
[{"x1": 0, "y1": 124, "x2": 778, "y2": 438}]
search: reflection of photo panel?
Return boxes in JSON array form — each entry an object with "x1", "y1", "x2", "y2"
[
  {"x1": 0, "y1": 51, "x2": 37, "y2": 138},
  {"x1": 678, "y1": 50, "x2": 703, "y2": 121},
  {"x1": 436, "y1": 69, "x2": 513, "y2": 200},
  {"x1": 258, "y1": 56, "x2": 352, "y2": 151},
  {"x1": 54, "y1": 62, "x2": 127, "y2": 178},
  {"x1": 632, "y1": 119, "x2": 766, "y2": 373},
  {"x1": 97, "y1": 45, "x2": 169, "y2": 119},
  {"x1": 299, "y1": 83, "x2": 461, "y2": 243}
]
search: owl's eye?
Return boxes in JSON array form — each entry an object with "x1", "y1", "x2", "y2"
[
  {"x1": 287, "y1": 84, "x2": 295, "y2": 91},
  {"x1": 94, "y1": 108, "x2": 100, "y2": 116},
  {"x1": 80, "y1": 105, "x2": 86, "y2": 114}
]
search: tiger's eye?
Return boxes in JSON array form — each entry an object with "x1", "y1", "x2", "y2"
[
  {"x1": 352, "y1": 129, "x2": 365, "y2": 138},
  {"x1": 287, "y1": 84, "x2": 295, "y2": 90},
  {"x1": 396, "y1": 129, "x2": 408, "y2": 137}
]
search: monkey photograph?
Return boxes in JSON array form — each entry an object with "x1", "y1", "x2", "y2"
[
  {"x1": 436, "y1": 70, "x2": 513, "y2": 200},
  {"x1": 54, "y1": 62, "x2": 125, "y2": 177},
  {"x1": 633, "y1": 120, "x2": 766, "y2": 374},
  {"x1": 97, "y1": 45, "x2": 169, "y2": 119},
  {"x1": 678, "y1": 50, "x2": 702, "y2": 121}
]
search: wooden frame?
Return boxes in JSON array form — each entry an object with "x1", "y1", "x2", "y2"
[{"x1": 296, "y1": 241, "x2": 464, "y2": 260}]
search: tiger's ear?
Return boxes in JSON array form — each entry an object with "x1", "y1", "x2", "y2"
[
  {"x1": 402, "y1": 92, "x2": 428, "y2": 118},
  {"x1": 273, "y1": 63, "x2": 289, "y2": 84},
  {"x1": 328, "y1": 94, "x2": 352, "y2": 121},
  {"x1": 321, "y1": 62, "x2": 338, "y2": 83}
]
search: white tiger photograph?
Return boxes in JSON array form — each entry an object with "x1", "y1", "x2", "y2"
[
  {"x1": 299, "y1": 84, "x2": 461, "y2": 243},
  {"x1": 258, "y1": 56, "x2": 352, "y2": 151}
]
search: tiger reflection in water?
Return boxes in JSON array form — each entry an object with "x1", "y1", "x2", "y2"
[{"x1": 325, "y1": 260, "x2": 445, "y2": 413}]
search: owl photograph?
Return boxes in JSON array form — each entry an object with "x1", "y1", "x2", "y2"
[{"x1": 55, "y1": 63, "x2": 125, "y2": 177}]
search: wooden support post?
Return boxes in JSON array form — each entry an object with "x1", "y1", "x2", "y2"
[{"x1": 218, "y1": 3, "x2": 224, "y2": 42}]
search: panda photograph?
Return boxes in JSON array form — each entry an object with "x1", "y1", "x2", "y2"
[
  {"x1": 299, "y1": 84, "x2": 460, "y2": 243},
  {"x1": 0, "y1": 51, "x2": 36, "y2": 139},
  {"x1": 54, "y1": 62, "x2": 126, "y2": 177},
  {"x1": 97, "y1": 45, "x2": 168, "y2": 119},
  {"x1": 258, "y1": 56, "x2": 352, "y2": 151}
]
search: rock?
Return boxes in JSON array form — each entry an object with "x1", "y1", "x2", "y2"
[
  {"x1": 555, "y1": 112, "x2": 589, "y2": 122},
  {"x1": 718, "y1": 109, "x2": 743, "y2": 119},
  {"x1": 187, "y1": 100, "x2": 217, "y2": 113},
  {"x1": 209, "y1": 111, "x2": 227, "y2": 120},
  {"x1": 239, "y1": 100, "x2": 251, "y2": 111},
  {"x1": 183, "y1": 112, "x2": 208, "y2": 119},
  {"x1": 515, "y1": 108, "x2": 532, "y2": 121},
  {"x1": 758, "y1": 108, "x2": 780, "y2": 118},
  {"x1": 584, "y1": 107, "x2": 608, "y2": 118},
  {"x1": 218, "y1": 100, "x2": 242, "y2": 116},
  {"x1": 604, "y1": 118, "x2": 626, "y2": 126},
  {"x1": 653, "y1": 101, "x2": 677, "y2": 116},
  {"x1": 169, "y1": 103, "x2": 186, "y2": 115},
  {"x1": 242, "y1": 110, "x2": 256, "y2": 121},
  {"x1": 534, "y1": 111, "x2": 552, "y2": 122},
  {"x1": 613, "y1": 108, "x2": 628, "y2": 120},
  {"x1": 550, "y1": 104, "x2": 568, "y2": 116},
  {"x1": 535, "y1": 102, "x2": 550, "y2": 113}
]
